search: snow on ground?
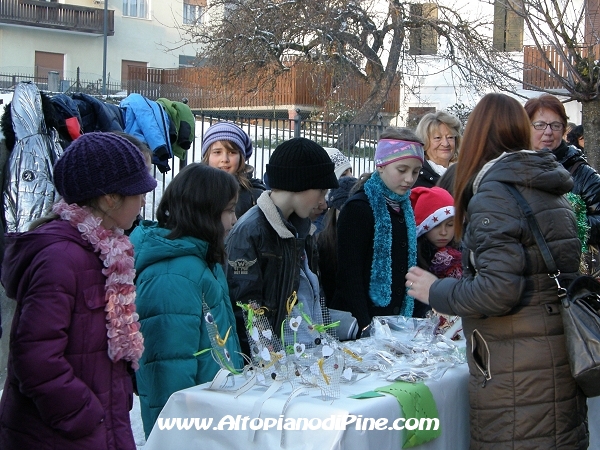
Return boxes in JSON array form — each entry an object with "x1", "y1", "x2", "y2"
[
  {"x1": 142, "y1": 119, "x2": 376, "y2": 220},
  {"x1": 131, "y1": 395, "x2": 146, "y2": 448}
]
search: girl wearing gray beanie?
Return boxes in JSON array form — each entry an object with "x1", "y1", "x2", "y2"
[
  {"x1": 0, "y1": 132, "x2": 157, "y2": 449},
  {"x1": 201, "y1": 122, "x2": 266, "y2": 218}
]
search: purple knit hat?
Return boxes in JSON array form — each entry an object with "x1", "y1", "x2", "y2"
[
  {"x1": 374, "y1": 139, "x2": 424, "y2": 167},
  {"x1": 201, "y1": 122, "x2": 253, "y2": 160},
  {"x1": 53, "y1": 132, "x2": 157, "y2": 204}
]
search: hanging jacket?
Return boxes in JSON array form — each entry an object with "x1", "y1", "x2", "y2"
[
  {"x1": 120, "y1": 94, "x2": 173, "y2": 172},
  {"x1": 156, "y1": 98, "x2": 195, "y2": 160},
  {"x1": 49, "y1": 94, "x2": 83, "y2": 144},
  {"x1": 429, "y1": 150, "x2": 588, "y2": 449},
  {"x1": 130, "y1": 221, "x2": 243, "y2": 438},
  {"x1": 71, "y1": 92, "x2": 124, "y2": 133},
  {"x1": 3, "y1": 82, "x2": 62, "y2": 232},
  {"x1": 0, "y1": 220, "x2": 136, "y2": 449}
]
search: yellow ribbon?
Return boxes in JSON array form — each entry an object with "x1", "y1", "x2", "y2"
[{"x1": 317, "y1": 358, "x2": 330, "y2": 385}]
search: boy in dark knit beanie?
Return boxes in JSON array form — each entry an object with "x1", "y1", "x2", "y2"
[{"x1": 225, "y1": 137, "x2": 339, "y2": 354}]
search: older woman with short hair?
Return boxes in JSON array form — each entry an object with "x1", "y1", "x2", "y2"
[
  {"x1": 413, "y1": 111, "x2": 462, "y2": 188},
  {"x1": 524, "y1": 94, "x2": 600, "y2": 246}
]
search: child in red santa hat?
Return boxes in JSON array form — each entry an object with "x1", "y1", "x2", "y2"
[{"x1": 410, "y1": 186, "x2": 463, "y2": 338}]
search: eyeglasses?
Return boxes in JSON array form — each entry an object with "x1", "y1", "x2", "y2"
[{"x1": 532, "y1": 121, "x2": 564, "y2": 131}]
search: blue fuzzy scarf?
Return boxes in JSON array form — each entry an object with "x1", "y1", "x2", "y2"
[{"x1": 364, "y1": 172, "x2": 416, "y2": 316}]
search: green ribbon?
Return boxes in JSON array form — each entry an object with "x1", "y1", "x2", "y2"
[{"x1": 354, "y1": 381, "x2": 441, "y2": 448}]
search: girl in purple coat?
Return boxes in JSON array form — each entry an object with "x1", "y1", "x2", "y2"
[{"x1": 0, "y1": 132, "x2": 157, "y2": 449}]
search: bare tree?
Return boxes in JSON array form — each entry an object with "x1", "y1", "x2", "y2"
[
  {"x1": 466, "y1": 0, "x2": 600, "y2": 167},
  {"x1": 180, "y1": 0, "x2": 511, "y2": 151},
  {"x1": 179, "y1": 0, "x2": 599, "y2": 160}
]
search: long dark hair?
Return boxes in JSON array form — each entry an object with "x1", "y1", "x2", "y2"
[
  {"x1": 156, "y1": 163, "x2": 238, "y2": 264},
  {"x1": 454, "y1": 93, "x2": 531, "y2": 239}
]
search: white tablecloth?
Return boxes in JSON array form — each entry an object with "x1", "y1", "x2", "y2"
[{"x1": 144, "y1": 366, "x2": 471, "y2": 450}]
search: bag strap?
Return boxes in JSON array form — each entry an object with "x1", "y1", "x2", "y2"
[{"x1": 502, "y1": 183, "x2": 567, "y2": 299}]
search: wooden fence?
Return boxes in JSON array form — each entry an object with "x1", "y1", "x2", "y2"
[
  {"x1": 127, "y1": 64, "x2": 400, "y2": 114},
  {"x1": 523, "y1": 44, "x2": 600, "y2": 90}
]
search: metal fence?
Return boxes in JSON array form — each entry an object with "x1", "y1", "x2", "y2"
[
  {"x1": 0, "y1": 72, "x2": 122, "y2": 95},
  {"x1": 141, "y1": 112, "x2": 383, "y2": 220}
]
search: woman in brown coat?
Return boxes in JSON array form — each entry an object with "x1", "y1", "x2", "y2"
[{"x1": 406, "y1": 93, "x2": 588, "y2": 449}]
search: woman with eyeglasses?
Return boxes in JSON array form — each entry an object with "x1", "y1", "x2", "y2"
[
  {"x1": 413, "y1": 111, "x2": 462, "y2": 188},
  {"x1": 524, "y1": 94, "x2": 600, "y2": 248}
]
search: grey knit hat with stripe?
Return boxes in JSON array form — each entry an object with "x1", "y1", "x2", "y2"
[
  {"x1": 201, "y1": 122, "x2": 253, "y2": 160},
  {"x1": 53, "y1": 132, "x2": 157, "y2": 204},
  {"x1": 266, "y1": 138, "x2": 339, "y2": 192}
]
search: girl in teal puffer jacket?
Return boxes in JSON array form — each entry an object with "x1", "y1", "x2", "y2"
[{"x1": 130, "y1": 163, "x2": 243, "y2": 438}]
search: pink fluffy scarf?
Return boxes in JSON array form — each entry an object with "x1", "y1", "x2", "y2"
[{"x1": 53, "y1": 199, "x2": 144, "y2": 369}]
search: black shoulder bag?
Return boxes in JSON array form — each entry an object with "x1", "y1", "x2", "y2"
[{"x1": 504, "y1": 183, "x2": 600, "y2": 398}]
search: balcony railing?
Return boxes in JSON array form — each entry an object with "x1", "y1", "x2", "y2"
[
  {"x1": 126, "y1": 65, "x2": 400, "y2": 114},
  {"x1": 523, "y1": 44, "x2": 600, "y2": 90},
  {"x1": 0, "y1": 0, "x2": 114, "y2": 35}
]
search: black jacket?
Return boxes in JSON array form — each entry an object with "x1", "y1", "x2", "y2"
[
  {"x1": 331, "y1": 190, "x2": 428, "y2": 331},
  {"x1": 412, "y1": 159, "x2": 440, "y2": 188},
  {"x1": 553, "y1": 140, "x2": 600, "y2": 245},
  {"x1": 225, "y1": 191, "x2": 319, "y2": 354},
  {"x1": 236, "y1": 174, "x2": 266, "y2": 219}
]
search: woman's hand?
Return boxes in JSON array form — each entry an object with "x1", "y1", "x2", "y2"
[{"x1": 405, "y1": 266, "x2": 439, "y2": 305}]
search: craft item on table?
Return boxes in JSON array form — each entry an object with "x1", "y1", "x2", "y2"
[
  {"x1": 433, "y1": 314, "x2": 463, "y2": 340},
  {"x1": 193, "y1": 298, "x2": 241, "y2": 373},
  {"x1": 346, "y1": 316, "x2": 468, "y2": 382},
  {"x1": 281, "y1": 292, "x2": 344, "y2": 398},
  {"x1": 193, "y1": 298, "x2": 257, "y2": 394},
  {"x1": 238, "y1": 301, "x2": 291, "y2": 385}
]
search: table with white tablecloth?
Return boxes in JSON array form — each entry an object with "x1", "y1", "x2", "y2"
[{"x1": 144, "y1": 365, "x2": 470, "y2": 450}]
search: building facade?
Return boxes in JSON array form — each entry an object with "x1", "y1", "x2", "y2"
[{"x1": 0, "y1": 0, "x2": 204, "y2": 91}]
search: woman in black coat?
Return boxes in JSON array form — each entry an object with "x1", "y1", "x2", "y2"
[
  {"x1": 525, "y1": 95, "x2": 600, "y2": 246},
  {"x1": 413, "y1": 111, "x2": 462, "y2": 188}
]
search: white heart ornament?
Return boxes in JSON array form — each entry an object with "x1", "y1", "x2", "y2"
[
  {"x1": 260, "y1": 347, "x2": 271, "y2": 361},
  {"x1": 294, "y1": 343, "x2": 306, "y2": 358},
  {"x1": 250, "y1": 327, "x2": 259, "y2": 342},
  {"x1": 289, "y1": 316, "x2": 303, "y2": 331},
  {"x1": 342, "y1": 368, "x2": 353, "y2": 381},
  {"x1": 262, "y1": 329, "x2": 273, "y2": 340},
  {"x1": 322, "y1": 345, "x2": 334, "y2": 357}
]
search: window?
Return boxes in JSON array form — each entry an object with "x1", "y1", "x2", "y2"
[
  {"x1": 123, "y1": 0, "x2": 148, "y2": 19},
  {"x1": 183, "y1": 0, "x2": 206, "y2": 25},
  {"x1": 493, "y1": 0, "x2": 523, "y2": 52},
  {"x1": 409, "y1": 3, "x2": 438, "y2": 56}
]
